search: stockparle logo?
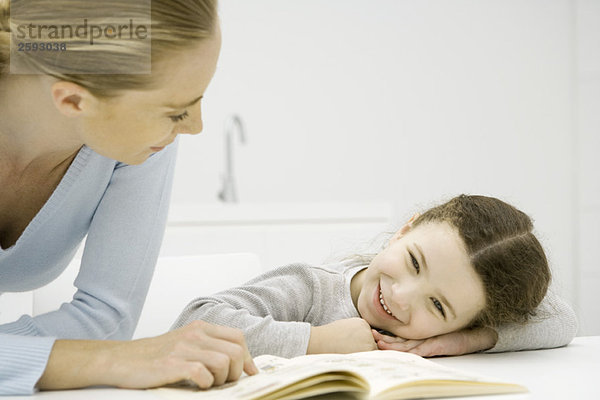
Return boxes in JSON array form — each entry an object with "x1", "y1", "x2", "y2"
[{"x1": 9, "y1": 0, "x2": 151, "y2": 75}]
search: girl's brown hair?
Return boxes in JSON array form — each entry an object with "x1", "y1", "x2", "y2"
[
  {"x1": 412, "y1": 194, "x2": 551, "y2": 328},
  {"x1": 0, "y1": 0, "x2": 218, "y2": 97},
  {"x1": 349, "y1": 194, "x2": 551, "y2": 329}
]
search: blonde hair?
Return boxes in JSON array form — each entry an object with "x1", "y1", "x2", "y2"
[
  {"x1": 0, "y1": 1, "x2": 8, "y2": 72},
  {"x1": 0, "y1": 0, "x2": 218, "y2": 97}
]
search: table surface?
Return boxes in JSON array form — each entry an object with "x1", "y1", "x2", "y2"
[{"x1": 6, "y1": 336, "x2": 599, "y2": 400}]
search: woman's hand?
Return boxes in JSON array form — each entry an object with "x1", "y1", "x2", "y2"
[
  {"x1": 38, "y1": 321, "x2": 258, "y2": 391},
  {"x1": 307, "y1": 318, "x2": 377, "y2": 354},
  {"x1": 372, "y1": 327, "x2": 498, "y2": 357}
]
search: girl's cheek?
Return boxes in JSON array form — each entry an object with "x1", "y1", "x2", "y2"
[{"x1": 379, "y1": 259, "x2": 399, "y2": 276}]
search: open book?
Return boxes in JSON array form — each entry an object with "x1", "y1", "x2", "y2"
[{"x1": 155, "y1": 350, "x2": 527, "y2": 400}]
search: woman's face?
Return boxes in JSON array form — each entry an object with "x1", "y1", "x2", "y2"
[
  {"x1": 79, "y1": 30, "x2": 221, "y2": 165},
  {"x1": 355, "y1": 221, "x2": 486, "y2": 339}
]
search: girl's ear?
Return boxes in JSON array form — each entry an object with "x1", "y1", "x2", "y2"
[{"x1": 389, "y1": 213, "x2": 420, "y2": 243}]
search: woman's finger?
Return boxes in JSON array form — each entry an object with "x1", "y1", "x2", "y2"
[
  {"x1": 185, "y1": 362, "x2": 215, "y2": 390},
  {"x1": 243, "y1": 352, "x2": 259, "y2": 376},
  {"x1": 194, "y1": 350, "x2": 231, "y2": 386},
  {"x1": 174, "y1": 335, "x2": 241, "y2": 385},
  {"x1": 183, "y1": 321, "x2": 258, "y2": 381},
  {"x1": 208, "y1": 327, "x2": 258, "y2": 378},
  {"x1": 203, "y1": 337, "x2": 246, "y2": 382},
  {"x1": 186, "y1": 321, "x2": 258, "y2": 377}
]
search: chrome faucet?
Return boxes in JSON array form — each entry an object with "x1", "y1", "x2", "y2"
[{"x1": 218, "y1": 114, "x2": 246, "y2": 203}]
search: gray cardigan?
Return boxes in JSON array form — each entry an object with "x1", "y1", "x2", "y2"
[{"x1": 173, "y1": 261, "x2": 578, "y2": 358}]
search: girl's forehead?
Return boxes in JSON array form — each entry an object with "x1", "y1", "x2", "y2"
[
  {"x1": 409, "y1": 223, "x2": 480, "y2": 284},
  {"x1": 410, "y1": 221, "x2": 462, "y2": 246}
]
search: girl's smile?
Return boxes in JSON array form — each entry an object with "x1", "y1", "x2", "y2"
[{"x1": 373, "y1": 281, "x2": 401, "y2": 323}]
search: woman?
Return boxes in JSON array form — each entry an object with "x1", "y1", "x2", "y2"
[
  {"x1": 0, "y1": 0, "x2": 257, "y2": 395},
  {"x1": 173, "y1": 195, "x2": 577, "y2": 358}
]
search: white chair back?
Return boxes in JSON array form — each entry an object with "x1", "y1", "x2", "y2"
[{"x1": 0, "y1": 254, "x2": 262, "y2": 340}]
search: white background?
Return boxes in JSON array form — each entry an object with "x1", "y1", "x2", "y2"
[{"x1": 168, "y1": 1, "x2": 599, "y2": 335}]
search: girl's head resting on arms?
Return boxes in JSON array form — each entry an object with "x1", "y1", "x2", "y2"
[
  {"x1": 353, "y1": 194, "x2": 551, "y2": 340},
  {"x1": 0, "y1": 0, "x2": 220, "y2": 165}
]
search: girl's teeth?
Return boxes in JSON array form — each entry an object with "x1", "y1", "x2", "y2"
[{"x1": 379, "y1": 289, "x2": 393, "y2": 315}]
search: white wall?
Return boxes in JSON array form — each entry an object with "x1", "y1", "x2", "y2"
[
  {"x1": 575, "y1": 0, "x2": 600, "y2": 335},
  {"x1": 170, "y1": 1, "x2": 599, "y2": 334}
]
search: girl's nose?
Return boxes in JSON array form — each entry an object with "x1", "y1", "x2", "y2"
[{"x1": 390, "y1": 282, "x2": 415, "y2": 324}]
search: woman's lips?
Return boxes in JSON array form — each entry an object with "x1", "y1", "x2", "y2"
[{"x1": 151, "y1": 137, "x2": 176, "y2": 152}]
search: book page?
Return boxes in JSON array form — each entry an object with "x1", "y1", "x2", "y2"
[
  {"x1": 154, "y1": 351, "x2": 524, "y2": 400},
  {"x1": 155, "y1": 354, "x2": 369, "y2": 400},
  {"x1": 319, "y1": 351, "x2": 519, "y2": 397}
]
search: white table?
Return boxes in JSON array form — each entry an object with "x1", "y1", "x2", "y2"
[
  {"x1": 6, "y1": 336, "x2": 599, "y2": 399},
  {"x1": 434, "y1": 335, "x2": 600, "y2": 399}
]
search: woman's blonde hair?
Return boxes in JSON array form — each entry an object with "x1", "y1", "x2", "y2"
[
  {"x1": 0, "y1": 0, "x2": 218, "y2": 97},
  {"x1": 0, "y1": 1, "x2": 8, "y2": 69}
]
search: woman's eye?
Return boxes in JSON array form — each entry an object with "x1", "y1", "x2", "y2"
[
  {"x1": 410, "y1": 252, "x2": 420, "y2": 274},
  {"x1": 169, "y1": 110, "x2": 189, "y2": 122},
  {"x1": 432, "y1": 298, "x2": 446, "y2": 318}
]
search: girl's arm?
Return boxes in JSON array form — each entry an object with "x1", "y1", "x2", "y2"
[
  {"x1": 172, "y1": 264, "x2": 319, "y2": 358},
  {"x1": 172, "y1": 263, "x2": 378, "y2": 358},
  {"x1": 486, "y1": 289, "x2": 577, "y2": 353}
]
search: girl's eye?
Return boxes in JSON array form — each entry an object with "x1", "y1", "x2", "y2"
[
  {"x1": 169, "y1": 110, "x2": 189, "y2": 122},
  {"x1": 409, "y1": 252, "x2": 420, "y2": 274},
  {"x1": 431, "y1": 297, "x2": 446, "y2": 318}
]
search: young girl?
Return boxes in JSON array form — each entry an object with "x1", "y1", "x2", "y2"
[{"x1": 173, "y1": 195, "x2": 577, "y2": 358}]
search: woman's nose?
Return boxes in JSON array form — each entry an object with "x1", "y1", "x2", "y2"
[
  {"x1": 175, "y1": 106, "x2": 204, "y2": 135},
  {"x1": 176, "y1": 117, "x2": 203, "y2": 136}
]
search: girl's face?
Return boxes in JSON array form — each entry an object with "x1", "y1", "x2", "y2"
[
  {"x1": 355, "y1": 220, "x2": 486, "y2": 339},
  {"x1": 78, "y1": 30, "x2": 221, "y2": 165}
]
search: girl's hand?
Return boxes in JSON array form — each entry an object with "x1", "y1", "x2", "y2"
[
  {"x1": 372, "y1": 330, "x2": 425, "y2": 352},
  {"x1": 372, "y1": 327, "x2": 498, "y2": 357},
  {"x1": 308, "y1": 318, "x2": 377, "y2": 354},
  {"x1": 38, "y1": 321, "x2": 259, "y2": 391}
]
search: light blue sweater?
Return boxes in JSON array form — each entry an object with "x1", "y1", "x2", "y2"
[{"x1": 0, "y1": 141, "x2": 178, "y2": 395}]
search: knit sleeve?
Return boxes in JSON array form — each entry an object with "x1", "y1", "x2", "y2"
[
  {"x1": 171, "y1": 263, "x2": 318, "y2": 358},
  {"x1": 0, "y1": 335, "x2": 55, "y2": 395},
  {"x1": 487, "y1": 289, "x2": 578, "y2": 353},
  {"x1": 30, "y1": 142, "x2": 177, "y2": 339}
]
